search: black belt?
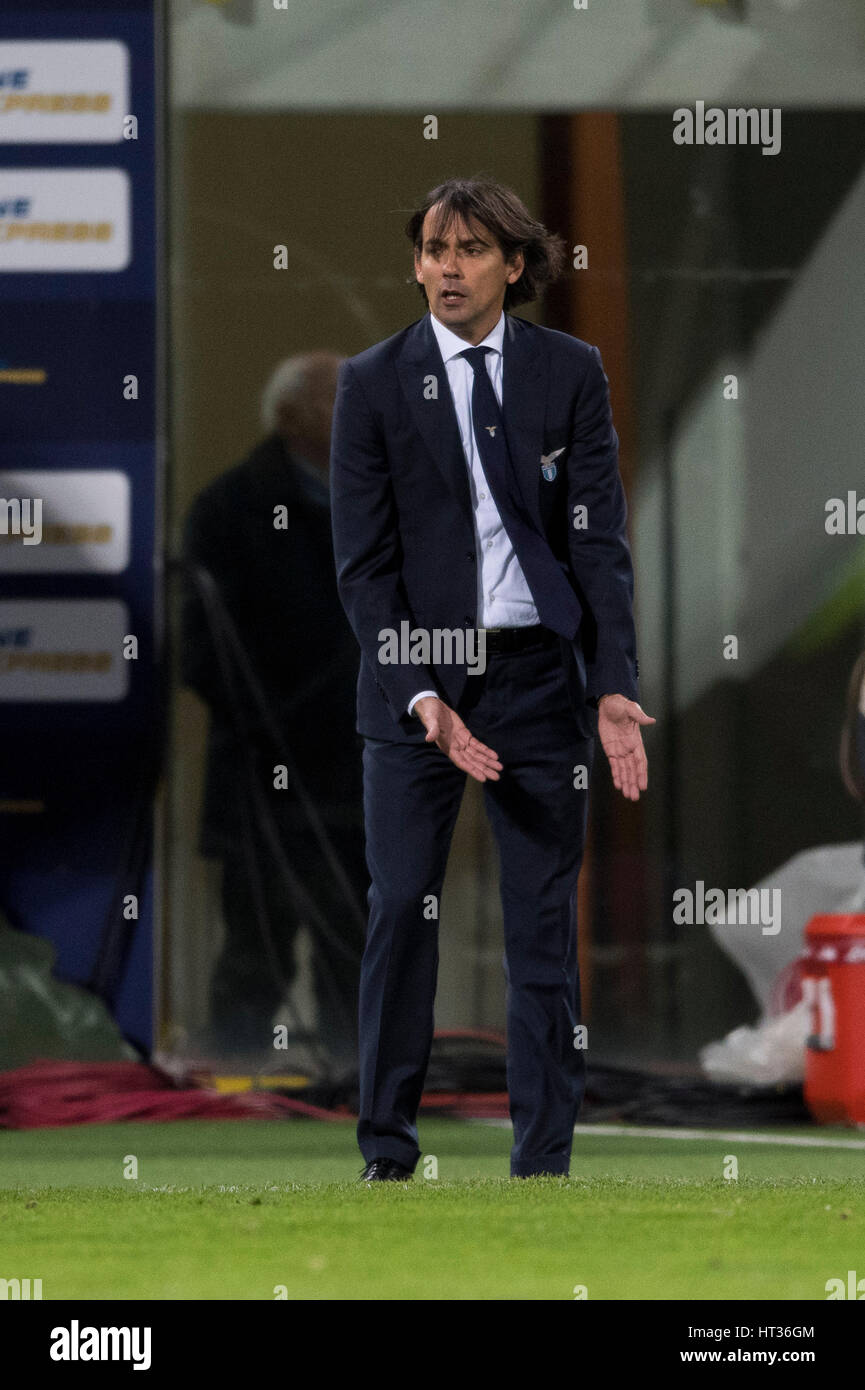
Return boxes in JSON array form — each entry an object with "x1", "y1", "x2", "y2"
[{"x1": 480, "y1": 624, "x2": 557, "y2": 655}]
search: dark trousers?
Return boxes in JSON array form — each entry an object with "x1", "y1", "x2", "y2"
[
  {"x1": 209, "y1": 816, "x2": 366, "y2": 1063},
  {"x1": 358, "y1": 633, "x2": 594, "y2": 1177}
]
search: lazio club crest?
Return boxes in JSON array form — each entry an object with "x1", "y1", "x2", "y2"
[{"x1": 541, "y1": 447, "x2": 565, "y2": 482}]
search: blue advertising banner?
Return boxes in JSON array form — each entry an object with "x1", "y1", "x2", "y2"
[{"x1": 0, "y1": 0, "x2": 163, "y2": 1052}]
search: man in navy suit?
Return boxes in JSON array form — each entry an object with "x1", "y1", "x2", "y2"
[{"x1": 330, "y1": 177, "x2": 654, "y2": 1181}]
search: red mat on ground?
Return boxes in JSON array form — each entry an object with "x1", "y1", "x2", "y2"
[{"x1": 0, "y1": 1060, "x2": 345, "y2": 1129}]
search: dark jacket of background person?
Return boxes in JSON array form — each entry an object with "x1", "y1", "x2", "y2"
[
  {"x1": 840, "y1": 649, "x2": 865, "y2": 817},
  {"x1": 180, "y1": 432, "x2": 362, "y2": 857}
]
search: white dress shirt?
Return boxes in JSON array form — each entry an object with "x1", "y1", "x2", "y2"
[{"x1": 407, "y1": 309, "x2": 539, "y2": 716}]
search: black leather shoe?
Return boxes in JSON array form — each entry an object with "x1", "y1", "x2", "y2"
[{"x1": 360, "y1": 1157, "x2": 414, "y2": 1183}]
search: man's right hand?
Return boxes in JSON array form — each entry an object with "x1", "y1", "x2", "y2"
[{"x1": 413, "y1": 696, "x2": 502, "y2": 784}]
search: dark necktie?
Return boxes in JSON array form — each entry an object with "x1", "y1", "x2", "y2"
[{"x1": 460, "y1": 345, "x2": 581, "y2": 641}]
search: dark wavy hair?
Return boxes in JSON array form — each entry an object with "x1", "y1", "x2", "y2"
[{"x1": 405, "y1": 176, "x2": 566, "y2": 310}]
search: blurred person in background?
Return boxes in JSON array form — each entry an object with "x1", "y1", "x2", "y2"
[
  {"x1": 181, "y1": 352, "x2": 366, "y2": 1068},
  {"x1": 840, "y1": 648, "x2": 865, "y2": 817}
]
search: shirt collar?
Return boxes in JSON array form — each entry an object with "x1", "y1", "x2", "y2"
[{"x1": 428, "y1": 308, "x2": 506, "y2": 365}]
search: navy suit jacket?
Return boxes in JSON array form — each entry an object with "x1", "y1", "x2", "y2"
[{"x1": 330, "y1": 310, "x2": 639, "y2": 743}]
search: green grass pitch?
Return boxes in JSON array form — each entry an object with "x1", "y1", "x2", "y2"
[{"x1": 2, "y1": 1118, "x2": 864, "y2": 1300}]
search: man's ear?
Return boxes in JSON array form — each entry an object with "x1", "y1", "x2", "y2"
[
  {"x1": 506, "y1": 250, "x2": 525, "y2": 284},
  {"x1": 413, "y1": 249, "x2": 424, "y2": 284}
]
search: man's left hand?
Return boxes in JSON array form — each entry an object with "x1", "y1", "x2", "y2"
[{"x1": 597, "y1": 694, "x2": 656, "y2": 802}]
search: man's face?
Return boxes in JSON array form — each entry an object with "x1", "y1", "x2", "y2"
[
  {"x1": 413, "y1": 207, "x2": 524, "y2": 343},
  {"x1": 276, "y1": 356, "x2": 342, "y2": 469}
]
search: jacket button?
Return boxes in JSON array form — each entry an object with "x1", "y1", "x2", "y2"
[
  {"x1": 466, "y1": 551, "x2": 475, "y2": 562},
  {"x1": 464, "y1": 615, "x2": 472, "y2": 625}
]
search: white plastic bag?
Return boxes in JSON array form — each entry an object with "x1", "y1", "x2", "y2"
[
  {"x1": 707, "y1": 843, "x2": 865, "y2": 1012},
  {"x1": 699, "y1": 999, "x2": 811, "y2": 1085}
]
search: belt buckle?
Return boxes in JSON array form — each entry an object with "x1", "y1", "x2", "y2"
[{"x1": 479, "y1": 626, "x2": 502, "y2": 654}]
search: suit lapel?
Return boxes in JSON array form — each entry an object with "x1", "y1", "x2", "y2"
[
  {"x1": 396, "y1": 314, "x2": 473, "y2": 525},
  {"x1": 501, "y1": 314, "x2": 547, "y2": 533},
  {"x1": 395, "y1": 312, "x2": 549, "y2": 533}
]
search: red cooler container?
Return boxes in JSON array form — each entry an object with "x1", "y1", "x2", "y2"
[{"x1": 802, "y1": 914, "x2": 865, "y2": 1126}]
